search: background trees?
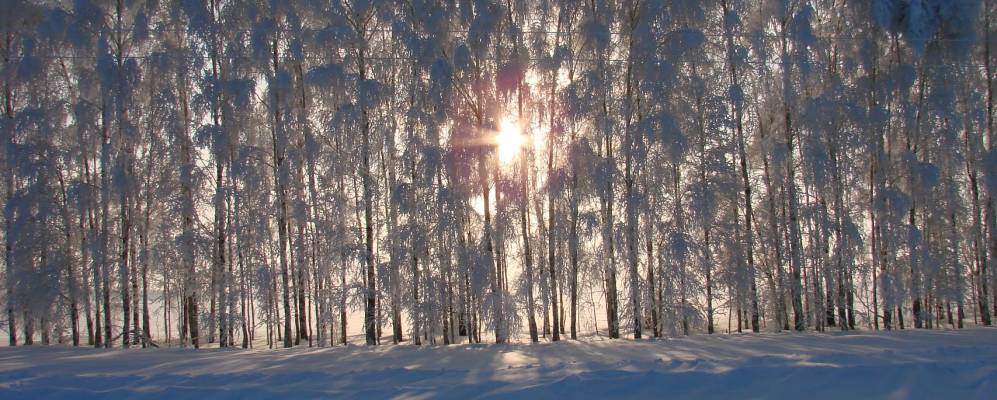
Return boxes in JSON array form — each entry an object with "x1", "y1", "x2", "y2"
[{"x1": 1, "y1": 0, "x2": 994, "y2": 348}]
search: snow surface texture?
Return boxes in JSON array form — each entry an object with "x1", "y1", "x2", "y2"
[{"x1": 1, "y1": 329, "x2": 995, "y2": 399}]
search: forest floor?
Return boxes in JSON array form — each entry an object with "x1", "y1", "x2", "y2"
[{"x1": 0, "y1": 328, "x2": 995, "y2": 399}]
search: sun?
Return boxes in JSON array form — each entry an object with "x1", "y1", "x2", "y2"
[{"x1": 495, "y1": 118, "x2": 525, "y2": 166}]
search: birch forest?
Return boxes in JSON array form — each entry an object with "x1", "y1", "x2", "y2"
[{"x1": 2, "y1": 0, "x2": 996, "y2": 349}]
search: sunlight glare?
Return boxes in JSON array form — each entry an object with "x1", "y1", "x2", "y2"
[{"x1": 496, "y1": 118, "x2": 525, "y2": 166}]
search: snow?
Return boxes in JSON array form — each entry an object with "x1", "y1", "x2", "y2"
[{"x1": 1, "y1": 329, "x2": 995, "y2": 399}]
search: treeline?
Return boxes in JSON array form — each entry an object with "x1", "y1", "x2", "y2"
[{"x1": 1, "y1": 0, "x2": 995, "y2": 348}]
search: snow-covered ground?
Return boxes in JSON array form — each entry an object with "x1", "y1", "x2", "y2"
[{"x1": 1, "y1": 329, "x2": 995, "y2": 399}]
